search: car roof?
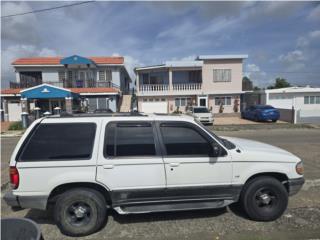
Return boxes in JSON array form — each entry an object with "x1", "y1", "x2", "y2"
[{"x1": 41, "y1": 112, "x2": 195, "y2": 123}]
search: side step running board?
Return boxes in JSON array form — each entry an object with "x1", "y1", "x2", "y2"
[{"x1": 114, "y1": 200, "x2": 234, "y2": 215}]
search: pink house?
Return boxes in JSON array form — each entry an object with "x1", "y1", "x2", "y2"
[{"x1": 135, "y1": 55, "x2": 248, "y2": 113}]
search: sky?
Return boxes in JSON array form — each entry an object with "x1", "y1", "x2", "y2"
[{"x1": 1, "y1": 1, "x2": 320, "y2": 88}]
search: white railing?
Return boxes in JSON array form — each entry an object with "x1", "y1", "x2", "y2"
[
  {"x1": 172, "y1": 83, "x2": 202, "y2": 91},
  {"x1": 139, "y1": 84, "x2": 169, "y2": 92}
]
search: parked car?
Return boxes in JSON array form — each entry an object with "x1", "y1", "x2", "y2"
[
  {"x1": 242, "y1": 105, "x2": 280, "y2": 122},
  {"x1": 4, "y1": 113, "x2": 304, "y2": 236},
  {"x1": 187, "y1": 106, "x2": 214, "y2": 124}
]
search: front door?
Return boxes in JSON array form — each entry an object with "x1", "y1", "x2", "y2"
[
  {"x1": 158, "y1": 121, "x2": 233, "y2": 199},
  {"x1": 96, "y1": 121, "x2": 166, "y2": 205},
  {"x1": 198, "y1": 96, "x2": 208, "y2": 107}
]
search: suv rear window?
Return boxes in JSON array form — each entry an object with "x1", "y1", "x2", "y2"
[
  {"x1": 18, "y1": 123, "x2": 96, "y2": 161},
  {"x1": 104, "y1": 122, "x2": 156, "y2": 157}
]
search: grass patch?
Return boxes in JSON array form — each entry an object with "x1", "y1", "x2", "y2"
[{"x1": 8, "y1": 121, "x2": 23, "y2": 131}]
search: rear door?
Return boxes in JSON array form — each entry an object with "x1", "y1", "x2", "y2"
[
  {"x1": 157, "y1": 121, "x2": 233, "y2": 200},
  {"x1": 96, "y1": 121, "x2": 166, "y2": 205}
]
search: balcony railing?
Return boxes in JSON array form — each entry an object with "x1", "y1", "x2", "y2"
[
  {"x1": 139, "y1": 83, "x2": 202, "y2": 93},
  {"x1": 139, "y1": 84, "x2": 169, "y2": 92},
  {"x1": 172, "y1": 83, "x2": 202, "y2": 91},
  {"x1": 9, "y1": 80, "x2": 120, "y2": 90}
]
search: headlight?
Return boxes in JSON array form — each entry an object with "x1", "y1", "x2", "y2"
[{"x1": 296, "y1": 161, "x2": 304, "y2": 175}]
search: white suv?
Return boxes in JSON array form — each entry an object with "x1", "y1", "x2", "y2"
[{"x1": 4, "y1": 113, "x2": 304, "y2": 236}]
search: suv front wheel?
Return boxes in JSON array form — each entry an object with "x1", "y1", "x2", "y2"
[
  {"x1": 54, "y1": 188, "x2": 107, "y2": 236},
  {"x1": 240, "y1": 176, "x2": 288, "y2": 221}
]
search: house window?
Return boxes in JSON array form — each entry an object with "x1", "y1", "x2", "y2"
[
  {"x1": 68, "y1": 71, "x2": 73, "y2": 81},
  {"x1": 99, "y1": 71, "x2": 106, "y2": 81},
  {"x1": 58, "y1": 71, "x2": 66, "y2": 81},
  {"x1": 215, "y1": 96, "x2": 232, "y2": 106},
  {"x1": 213, "y1": 69, "x2": 232, "y2": 82},
  {"x1": 175, "y1": 97, "x2": 192, "y2": 107},
  {"x1": 106, "y1": 69, "x2": 112, "y2": 81},
  {"x1": 305, "y1": 96, "x2": 320, "y2": 104}
]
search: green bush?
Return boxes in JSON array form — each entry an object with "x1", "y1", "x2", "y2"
[{"x1": 8, "y1": 121, "x2": 23, "y2": 131}]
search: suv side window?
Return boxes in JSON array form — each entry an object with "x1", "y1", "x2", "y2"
[
  {"x1": 105, "y1": 122, "x2": 156, "y2": 157},
  {"x1": 160, "y1": 123, "x2": 213, "y2": 156},
  {"x1": 19, "y1": 123, "x2": 96, "y2": 161}
]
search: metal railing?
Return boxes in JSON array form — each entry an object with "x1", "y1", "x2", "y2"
[{"x1": 9, "y1": 80, "x2": 121, "y2": 89}]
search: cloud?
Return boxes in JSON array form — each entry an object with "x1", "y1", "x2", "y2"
[
  {"x1": 1, "y1": 45, "x2": 58, "y2": 88},
  {"x1": 244, "y1": 63, "x2": 267, "y2": 87},
  {"x1": 279, "y1": 50, "x2": 306, "y2": 63},
  {"x1": 307, "y1": 4, "x2": 320, "y2": 21},
  {"x1": 1, "y1": 2, "x2": 38, "y2": 45}
]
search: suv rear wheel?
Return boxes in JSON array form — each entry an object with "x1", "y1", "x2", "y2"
[
  {"x1": 54, "y1": 188, "x2": 107, "y2": 236},
  {"x1": 240, "y1": 176, "x2": 288, "y2": 221}
]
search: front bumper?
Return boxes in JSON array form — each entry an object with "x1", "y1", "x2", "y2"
[
  {"x1": 3, "y1": 190, "x2": 48, "y2": 210},
  {"x1": 288, "y1": 177, "x2": 305, "y2": 196}
]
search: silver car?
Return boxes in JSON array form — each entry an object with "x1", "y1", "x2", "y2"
[{"x1": 188, "y1": 106, "x2": 214, "y2": 124}]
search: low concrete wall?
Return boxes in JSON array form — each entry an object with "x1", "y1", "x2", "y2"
[
  {"x1": 278, "y1": 108, "x2": 294, "y2": 123},
  {"x1": 296, "y1": 109, "x2": 320, "y2": 124}
]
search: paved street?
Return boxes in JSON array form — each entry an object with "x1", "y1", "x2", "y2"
[{"x1": 1, "y1": 128, "x2": 320, "y2": 239}]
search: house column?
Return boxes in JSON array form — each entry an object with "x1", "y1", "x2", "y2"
[
  {"x1": 136, "y1": 74, "x2": 140, "y2": 93},
  {"x1": 21, "y1": 98, "x2": 28, "y2": 113},
  {"x1": 169, "y1": 68, "x2": 172, "y2": 92},
  {"x1": 65, "y1": 97, "x2": 73, "y2": 114},
  {"x1": 3, "y1": 99, "x2": 9, "y2": 121}
]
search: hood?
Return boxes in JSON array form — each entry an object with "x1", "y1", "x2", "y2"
[
  {"x1": 222, "y1": 136, "x2": 300, "y2": 162},
  {"x1": 193, "y1": 112, "x2": 212, "y2": 117}
]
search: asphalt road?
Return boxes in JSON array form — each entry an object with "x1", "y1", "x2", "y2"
[{"x1": 1, "y1": 128, "x2": 320, "y2": 240}]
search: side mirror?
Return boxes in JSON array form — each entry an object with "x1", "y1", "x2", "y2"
[{"x1": 211, "y1": 144, "x2": 227, "y2": 157}]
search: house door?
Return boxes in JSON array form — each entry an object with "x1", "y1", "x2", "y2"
[{"x1": 198, "y1": 96, "x2": 208, "y2": 107}]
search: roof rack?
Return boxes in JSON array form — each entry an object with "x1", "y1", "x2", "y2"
[{"x1": 48, "y1": 112, "x2": 148, "y2": 118}]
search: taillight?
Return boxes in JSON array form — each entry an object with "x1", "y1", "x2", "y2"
[{"x1": 10, "y1": 166, "x2": 19, "y2": 189}]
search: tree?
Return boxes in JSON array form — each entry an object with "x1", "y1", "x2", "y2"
[
  {"x1": 267, "y1": 77, "x2": 291, "y2": 89},
  {"x1": 242, "y1": 76, "x2": 253, "y2": 91}
]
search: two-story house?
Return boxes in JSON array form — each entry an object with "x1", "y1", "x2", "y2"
[
  {"x1": 1, "y1": 55, "x2": 131, "y2": 121},
  {"x1": 135, "y1": 55, "x2": 247, "y2": 114}
]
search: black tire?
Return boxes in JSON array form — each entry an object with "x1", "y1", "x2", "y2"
[
  {"x1": 240, "y1": 176, "x2": 288, "y2": 221},
  {"x1": 54, "y1": 188, "x2": 107, "y2": 237},
  {"x1": 272, "y1": 119, "x2": 277, "y2": 123}
]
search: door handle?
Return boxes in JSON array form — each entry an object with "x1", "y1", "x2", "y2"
[
  {"x1": 169, "y1": 163, "x2": 180, "y2": 167},
  {"x1": 103, "y1": 164, "x2": 114, "y2": 169}
]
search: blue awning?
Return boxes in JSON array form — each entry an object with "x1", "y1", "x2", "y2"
[
  {"x1": 60, "y1": 55, "x2": 95, "y2": 65},
  {"x1": 20, "y1": 84, "x2": 79, "y2": 99}
]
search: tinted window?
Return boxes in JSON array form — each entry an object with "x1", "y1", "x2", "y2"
[
  {"x1": 193, "y1": 108, "x2": 209, "y2": 113},
  {"x1": 19, "y1": 123, "x2": 96, "y2": 161},
  {"x1": 160, "y1": 124, "x2": 212, "y2": 156},
  {"x1": 105, "y1": 122, "x2": 156, "y2": 157}
]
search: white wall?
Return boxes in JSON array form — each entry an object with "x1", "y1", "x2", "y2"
[
  {"x1": 8, "y1": 102, "x2": 22, "y2": 121},
  {"x1": 42, "y1": 70, "x2": 59, "y2": 83}
]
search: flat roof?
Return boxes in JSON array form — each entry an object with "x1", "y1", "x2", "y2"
[
  {"x1": 197, "y1": 54, "x2": 248, "y2": 60},
  {"x1": 263, "y1": 86, "x2": 320, "y2": 93}
]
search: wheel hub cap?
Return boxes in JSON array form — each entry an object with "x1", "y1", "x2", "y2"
[
  {"x1": 259, "y1": 193, "x2": 271, "y2": 205},
  {"x1": 74, "y1": 206, "x2": 87, "y2": 218}
]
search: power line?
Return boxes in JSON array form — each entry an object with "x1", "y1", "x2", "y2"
[
  {"x1": 245, "y1": 70, "x2": 320, "y2": 74},
  {"x1": 1, "y1": 1, "x2": 95, "y2": 18}
]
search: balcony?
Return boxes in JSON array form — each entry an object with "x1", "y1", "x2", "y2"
[
  {"x1": 138, "y1": 83, "x2": 202, "y2": 95},
  {"x1": 10, "y1": 80, "x2": 120, "y2": 90}
]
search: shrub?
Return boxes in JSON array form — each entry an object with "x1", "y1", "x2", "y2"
[{"x1": 8, "y1": 121, "x2": 23, "y2": 131}]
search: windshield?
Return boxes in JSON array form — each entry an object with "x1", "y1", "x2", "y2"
[
  {"x1": 193, "y1": 108, "x2": 209, "y2": 113},
  {"x1": 195, "y1": 120, "x2": 236, "y2": 150}
]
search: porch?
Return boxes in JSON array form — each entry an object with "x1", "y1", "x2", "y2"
[{"x1": 137, "y1": 69, "x2": 203, "y2": 95}]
